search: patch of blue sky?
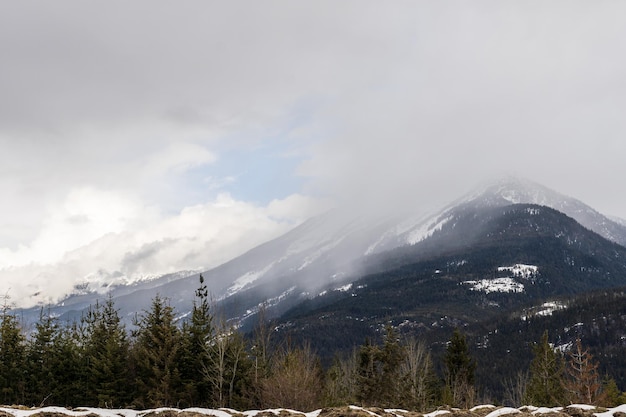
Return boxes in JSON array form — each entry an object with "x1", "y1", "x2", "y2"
[
  {"x1": 202, "y1": 98, "x2": 328, "y2": 205},
  {"x1": 171, "y1": 98, "x2": 327, "y2": 209},
  {"x1": 205, "y1": 141, "x2": 306, "y2": 205}
]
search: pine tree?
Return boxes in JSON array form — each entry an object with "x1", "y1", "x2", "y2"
[
  {"x1": 379, "y1": 326, "x2": 405, "y2": 406},
  {"x1": 0, "y1": 300, "x2": 26, "y2": 404},
  {"x1": 565, "y1": 339, "x2": 602, "y2": 405},
  {"x1": 131, "y1": 294, "x2": 183, "y2": 408},
  {"x1": 49, "y1": 322, "x2": 85, "y2": 406},
  {"x1": 600, "y1": 376, "x2": 621, "y2": 407},
  {"x1": 356, "y1": 338, "x2": 382, "y2": 406},
  {"x1": 443, "y1": 328, "x2": 476, "y2": 408},
  {"x1": 356, "y1": 327, "x2": 406, "y2": 407},
  {"x1": 83, "y1": 295, "x2": 130, "y2": 407},
  {"x1": 26, "y1": 308, "x2": 59, "y2": 406},
  {"x1": 524, "y1": 330, "x2": 566, "y2": 406},
  {"x1": 180, "y1": 274, "x2": 214, "y2": 406}
]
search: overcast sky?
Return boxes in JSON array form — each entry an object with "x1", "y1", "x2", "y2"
[{"x1": 2, "y1": 1, "x2": 626, "y2": 307}]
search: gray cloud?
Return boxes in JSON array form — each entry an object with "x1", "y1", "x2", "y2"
[{"x1": 2, "y1": 1, "x2": 626, "y2": 306}]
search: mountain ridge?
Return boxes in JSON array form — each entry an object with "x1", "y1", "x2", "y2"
[{"x1": 16, "y1": 177, "x2": 626, "y2": 331}]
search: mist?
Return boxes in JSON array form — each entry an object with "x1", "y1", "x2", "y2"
[{"x1": 2, "y1": 1, "x2": 626, "y2": 308}]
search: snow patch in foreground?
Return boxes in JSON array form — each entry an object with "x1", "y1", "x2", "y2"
[
  {"x1": 484, "y1": 408, "x2": 520, "y2": 417},
  {"x1": 2, "y1": 404, "x2": 626, "y2": 417}
]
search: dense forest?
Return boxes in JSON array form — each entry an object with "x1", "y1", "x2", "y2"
[{"x1": 1, "y1": 276, "x2": 625, "y2": 411}]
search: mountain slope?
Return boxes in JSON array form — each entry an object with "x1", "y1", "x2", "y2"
[
  {"x1": 270, "y1": 203, "x2": 626, "y2": 357},
  {"x1": 17, "y1": 178, "x2": 626, "y2": 330},
  {"x1": 364, "y1": 177, "x2": 626, "y2": 254}
]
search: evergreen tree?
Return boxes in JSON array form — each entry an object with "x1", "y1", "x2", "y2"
[
  {"x1": 443, "y1": 328, "x2": 476, "y2": 408},
  {"x1": 524, "y1": 330, "x2": 566, "y2": 406},
  {"x1": 49, "y1": 323, "x2": 85, "y2": 406},
  {"x1": 131, "y1": 294, "x2": 183, "y2": 408},
  {"x1": 180, "y1": 274, "x2": 214, "y2": 406},
  {"x1": 26, "y1": 308, "x2": 59, "y2": 406},
  {"x1": 0, "y1": 300, "x2": 26, "y2": 404},
  {"x1": 379, "y1": 326, "x2": 405, "y2": 406},
  {"x1": 356, "y1": 338, "x2": 382, "y2": 406},
  {"x1": 600, "y1": 376, "x2": 621, "y2": 408},
  {"x1": 83, "y1": 295, "x2": 130, "y2": 407},
  {"x1": 356, "y1": 327, "x2": 406, "y2": 407}
]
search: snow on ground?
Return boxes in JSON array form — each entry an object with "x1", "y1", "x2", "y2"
[
  {"x1": 461, "y1": 264, "x2": 541, "y2": 295},
  {"x1": 423, "y1": 410, "x2": 451, "y2": 417},
  {"x1": 521, "y1": 301, "x2": 567, "y2": 321},
  {"x1": 1, "y1": 405, "x2": 626, "y2": 417},
  {"x1": 463, "y1": 277, "x2": 525, "y2": 294},
  {"x1": 594, "y1": 404, "x2": 626, "y2": 417},
  {"x1": 531, "y1": 407, "x2": 563, "y2": 414},
  {"x1": 497, "y1": 264, "x2": 538, "y2": 279},
  {"x1": 484, "y1": 408, "x2": 521, "y2": 417},
  {"x1": 566, "y1": 405, "x2": 597, "y2": 411}
]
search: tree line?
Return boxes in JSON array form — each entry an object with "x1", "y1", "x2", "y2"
[{"x1": 1, "y1": 276, "x2": 625, "y2": 411}]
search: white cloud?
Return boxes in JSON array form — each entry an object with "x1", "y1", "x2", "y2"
[
  {"x1": 0, "y1": 187, "x2": 144, "y2": 267},
  {"x1": 0, "y1": 190, "x2": 326, "y2": 308},
  {"x1": 139, "y1": 142, "x2": 217, "y2": 177}
]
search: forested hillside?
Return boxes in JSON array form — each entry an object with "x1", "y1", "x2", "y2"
[{"x1": 1, "y1": 275, "x2": 626, "y2": 410}]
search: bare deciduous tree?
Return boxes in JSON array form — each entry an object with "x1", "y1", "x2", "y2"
[
  {"x1": 260, "y1": 342, "x2": 323, "y2": 411},
  {"x1": 401, "y1": 337, "x2": 436, "y2": 411},
  {"x1": 503, "y1": 370, "x2": 529, "y2": 407},
  {"x1": 565, "y1": 339, "x2": 603, "y2": 405}
]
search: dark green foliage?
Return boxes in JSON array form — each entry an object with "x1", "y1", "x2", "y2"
[
  {"x1": 5, "y1": 257, "x2": 626, "y2": 409},
  {"x1": 443, "y1": 328, "x2": 476, "y2": 408},
  {"x1": 356, "y1": 327, "x2": 406, "y2": 407},
  {"x1": 444, "y1": 328, "x2": 475, "y2": 386},
  {"x1": 602, "y1": 376, "x2": 625, "y2": 407},
  {"x1": 48, "y1": 323, "x2": 85, "y2": 406},
  {"x1": 356, "y1": 338, "x2": 381, "y2": 406},
  {"x1": 26, "y1": 308, "x2": 60, "y2": 406},
  {"x1": 179, "y1": 274, "x2": 214, "y2": 406},
  {"x1": 25, "y1": 308, "x2": 85, "y2": 406},
  {"x1": 82, "y1": 295, "x2": 130, "y2": 407},
  {"x1": 131, "y1": 294, "x2": 183, "y2": 408},
  {"x1": 525, "y1": 330, "x2": 566, "y2": 406},
  {"x1": 0, "y1": 302, "x2": 26, "y2": 404}
]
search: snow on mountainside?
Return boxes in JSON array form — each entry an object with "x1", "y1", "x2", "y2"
[
  {"x1": 462, "y1": 264, "x2": 539, "y2": 294},
  {"x1": 364, "y1": 177, "x2": 626, "y2": 253},
  {"x1": 21, "y1": 177, "x2": 626, "y2": 328},
  {"x1": 461, "y1": 177, "x2": 626, "y2": 246},
  {"x1": 179, "y1": 177, "x2": 626, "y2": 322},
  {"x1": 70, "y1": 270, "x2": 200, "y2": 297}
]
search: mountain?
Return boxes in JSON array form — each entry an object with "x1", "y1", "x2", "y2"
[
  {"x1": 262, "y1": 202, "x2": 626, "y2": 356},
  {"x1": 17, "y1": 177, "x2": 626, "y2": 332}
]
